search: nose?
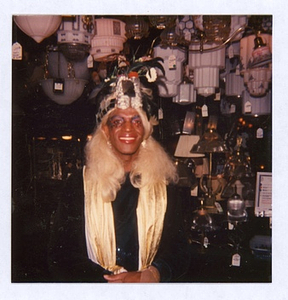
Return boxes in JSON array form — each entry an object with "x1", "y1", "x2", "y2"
[{"x1": 123, "y1": 120, "x2": 132, "y2": 131}]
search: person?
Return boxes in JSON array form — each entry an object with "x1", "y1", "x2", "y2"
[{"x1": 48, "y1": 57, "x2": 191, "y2": 283}]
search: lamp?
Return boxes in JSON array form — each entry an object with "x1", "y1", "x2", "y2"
[
  {"x1": 125, "y1": 16, "x2": 149, "y2": 40},
  {"x1": 57, "y1": 15, "x2": 95, "y2": 61},
  {"x1": 240, "y1": 33, "x2": 272, "y2": 97},
  {"x1": 14, "y1": 15, "x2": 62, "y2": 43},
  {"x1": 242, "y1": 90, "x2": 271, "y2": 116},
  {"x1": 154, "y1": 45, "x2": 186, "y2": 97},
  {"x1": 148, "y1": 16, "x2": 176, "y2": 30},
  {"x1": 40, "y1": 78, "x2": 88, "y2": 105},
  {"x1": 188, "y1": 43, "x2": 226, "y2": 97},
  {"x1": 90, "y1": 18, "x2": 127, "y2": 61},
  {"x1": 191, "y1": 128, "x2": 229, "y2": 212}
]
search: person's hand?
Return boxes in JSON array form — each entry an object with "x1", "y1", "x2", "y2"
[
  {"x1": 103, "y1": 266, "x2": 160, "y2": 283},
  {"x1": 104, "y1": 271, "x2": 141, "y2": 283}
]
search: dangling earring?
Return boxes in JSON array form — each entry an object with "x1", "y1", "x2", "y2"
[
  {"x1": 141, "y1": 140, "x2": 146, "y2": 148},
  {"x1": 107, "y1": 140, "x2": 112, "y2": 148}
]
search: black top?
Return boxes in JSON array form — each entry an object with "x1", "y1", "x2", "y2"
[{"x1": 48, "y1": 170, "x2": 190, "y2": 282}]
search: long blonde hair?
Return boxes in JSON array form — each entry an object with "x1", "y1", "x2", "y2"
[{"x1": 84, "y1": 108, "x2": 178, "y2": 202}]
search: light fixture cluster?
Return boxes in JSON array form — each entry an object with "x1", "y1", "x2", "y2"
[{"x1": 13, "y1": 15, "x2": 272, "y2": 107}]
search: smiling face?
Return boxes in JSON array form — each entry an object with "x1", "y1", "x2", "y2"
[{"x1": 102, "y1": 107, "x2": 145, "y2": 165}]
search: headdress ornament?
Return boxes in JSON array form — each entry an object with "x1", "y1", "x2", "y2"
[{"x1": 95, "y1": 55, "x2": 165, "y2": 124}]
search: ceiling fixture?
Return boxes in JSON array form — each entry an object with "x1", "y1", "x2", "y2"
[
  {"x1": 90, "y1": 18, "x2": 127, "y2": 61},
  {"x1": 14, "y1": 15, "x2": 62, "y2": 43},
  {"x1": 57, "y1": 15, "x2": 95, "y2": 61}
]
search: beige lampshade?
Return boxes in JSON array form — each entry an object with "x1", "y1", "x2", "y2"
[{"x1": 14, "y1": 15, "x2": 62, "y2": 43}]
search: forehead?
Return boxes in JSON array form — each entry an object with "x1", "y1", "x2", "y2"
[{"x1": 108, "y1": 107, "x2": 140, "y2": 118}]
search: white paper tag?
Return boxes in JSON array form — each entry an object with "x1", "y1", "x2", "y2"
[
  {"x1": 203, "y1": 237, "x2": 209, "y2": 248},
  {"x1": 168, "y1": 55, "x2": 176, "y2": 70},
  {"x1": 190, "y1": 185, "x2": 198, "y2": 197},
  {"x1": 230, "y1": 104, "x2": 236, "y2": 113},
  {"x1": 202, "y1": 104, "x2": 208, "y2": 117},
  {"x1": 228, "y1": 45, "x2": 234, "y2": 59},
  {"x1": 12, "y1": 42, "x2": 22, "y2": 60},
  {"x1": 87, "y1": 54, "x2": 94, "y2": 68},
  {"x1": 215, "y1": 201, "x2": 223, "y2": 213},
  {"x1": 236, "y1": 64, "x2": 240, "y2": 76},
  {"x1": 228, "y1": 222, "x2": 234, "y2": 230},
  {"x1": 232, "y1": 253, "x2": 241, "y2": 267},
  {"x1": 244, "y1": 101, "x2": 252, "y2": 113},
  {"x1": 158, "y1": 108, "x2": 163, "y2": 120},
  {"x1": 256, "y1": 128, "x2": 264, "y2": 139},
  {"x1": 214, "y1": 92, "x2": 221, "y2": 101}
]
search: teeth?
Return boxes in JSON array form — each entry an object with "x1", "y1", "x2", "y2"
[{"x1": 119, "y1": 137, "x2": 135, "y2": 140}]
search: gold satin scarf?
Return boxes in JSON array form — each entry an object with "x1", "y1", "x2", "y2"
[{"x1": 83, "y1": 167, "x2": 167, "y2": 274}]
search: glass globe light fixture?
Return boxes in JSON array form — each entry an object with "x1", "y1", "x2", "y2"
[{"x1": 125, "y1": 16, "x2": 149, "y2": 40}]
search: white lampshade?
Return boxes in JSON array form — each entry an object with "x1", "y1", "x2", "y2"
[
  {"x1": 243, "y1": 67, "x2": 272, "y2": 97},
  {"x1": 154, "y1": 46, "x2": 186, "y2": 97},
  {"x1": 90, "y1": 18, "x2": 127, "y2": 61},
  {"x1": 173, "y1": 82, "x2": 196, "y2": 104},
  {"x1": 189, "y1": 43, "x2": 225, "y2": 97},
  {"x1": 174, "y1": 135, "x2": 205, "y2": 158},
  {"x1": 47, "y1": 52, "x2": 90, "y2": 80},
  {"x1": 14, "y1": 15, "x2": 62, "y2": 43},
  {"x1": 242, "y1": 90, "x2": 271, "y2": 116},
  {"x1": 57, "y1": 15, "x2": 95, "y2": 61},
  {"x1": 240, "y1": 34, "x2": 272, "y2": 73},
  {"x1": 40, "y1": 78, "x2": 88, "y2": 105},
  {"x1": 225, "y1": 72, "x2": 245, "y2": 97}
]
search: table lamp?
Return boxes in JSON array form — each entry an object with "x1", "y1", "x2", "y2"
[{"x1": 191, "y1": 128, "x2": 229, "y2": 212}]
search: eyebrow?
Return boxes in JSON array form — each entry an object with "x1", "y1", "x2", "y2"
[{"x1": 109, "y1": 114, "x2": 141, "y2": 120}]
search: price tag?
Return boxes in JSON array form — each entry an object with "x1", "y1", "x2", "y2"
[
  {"x1": 203, "y1": 237, "x2": 209, "y2": 248},
  {"x1": 202, "y1": 104, "x2": 208, "y2": 117},
  {"x1": 168, "y1": 55, "x2": 176, "y2": 70},
  {"x1": 87, "y1": 54, "x2": 94, "y2": 68},
  {"x1": 256, "y1": 128, "x2": 264, "y2": 139},
  {"x1": 12, "y1": 42, "x2": 22, "y2": 60},
  {"x1": 190, "y1": 185, "x2": 198, "y2": 197},
  {"x1": 228, "y1": 222, "x2": 234, "y2": 230},
  {"x1": 244, "y1": 101, "x2": 252, "y2": 113},
  {"x1": 236, "y1": 64, "x2": 240, "y2": 76},
  {"x1": 227, "y1": 44, "x2": 234, "y2": 59},
  {"x1": 232, "y1": 253, "x2": 241, "y2": 267},
  {"x1": 214, "y1": 92, "x2": 221, "y2": 101},
  {"x1": 215, "y1": 201, "x2": 223, "y2": 213},
  {"x1": 158, "y1": 108, "x2": 163, "y2": 120}
]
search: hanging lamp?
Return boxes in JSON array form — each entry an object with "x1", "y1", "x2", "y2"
[{"x1": 14, "y1": 15, "x2": 62, "y2": 43}]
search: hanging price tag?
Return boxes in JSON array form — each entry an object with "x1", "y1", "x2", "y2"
[
  {"x1": 230, "y1": 104, "x2": 236, "y2": 113},
  {"x1": 232, "y1": 253, "x2": 241, "y2": 267},
  {"x1": 244, "y1": 101, "x2": 252, "y2": 113},
  {"x1": 256, "y1": 127, "x2": 264, "y2": 139},
  {"x1": 87, "y1": 54, "x2": 94, "y2": 68},
  {"x1": 190, "y1": 185, "x2": 198, "y2": 197},
  {"x1": 203, "y1": 237, "x2": 209, "y2": 248},
  {"x1": 168, "y1": 55, "x2": 176, "y2": 70},
  {"x1": 12, "y1": 42, "x2": 22, "y2": 60},
  {"x1": 202, "y1": 104, "x2": 208, "y2": 117},
  {"x1": 227, "y1": 44, "x2": 234, "y2": 59},
  {"x1": 236, "y1": 64, "x2": 240, "y2": 76},
  {"x1": 158, "y1": 108, "x2": 163, "y2": 120},
  {"x1": 228, "y1": 222, "x2": 234, "y2": 230}
]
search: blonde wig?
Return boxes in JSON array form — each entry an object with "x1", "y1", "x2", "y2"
[{"x1": 84, "y1": 107, "x2": 178, "y2": 202}]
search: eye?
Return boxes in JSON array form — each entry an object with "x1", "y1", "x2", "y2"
[
  {"x1": 131, "y1": 116, "x2": 142, "y2": 126},
  {"x1": 108, "y1": 116, "x2": 124, "y2": 128}
]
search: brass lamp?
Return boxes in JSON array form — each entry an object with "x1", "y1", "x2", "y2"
[{"x1": 191, "y1": 128, "x2": 229, "y2": 212}]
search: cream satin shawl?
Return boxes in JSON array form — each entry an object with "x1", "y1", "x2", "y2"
[{"x1": 83, "y1": 167, "x2": 167, "y2": 274}]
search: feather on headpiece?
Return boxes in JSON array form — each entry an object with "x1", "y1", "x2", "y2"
[{"x1": 95, "y1": 56, "x2": 165, "y2": 124}]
